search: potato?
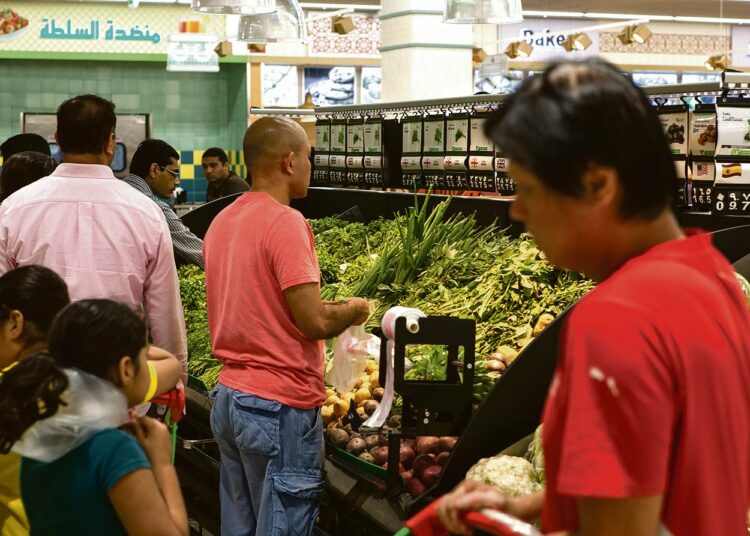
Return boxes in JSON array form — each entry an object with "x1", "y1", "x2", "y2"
[
  {"x1": 364, "y1": 399, "x2": 379, "y2": 416},
  {"x1": 355, "y1": 387, "x2": 372, "y2": 404},
  {"x1": 416, "y1": 436, "x2": 440, "y2": 455},
  {"x1": 346, "y1": 437, "x2": 367, "y2": 456},
  {"x1": 532, "y1": 313, "x2": 555, "y2": 337},
  {"x1": 333, "y1": 398, "x2": 350, "y2": 417},
  {"x1": 369, "y1": 372, "x2": 380, "y2": 389},
  {"x1": 358, "y1": 452, "x2": 375, "y2": 463},
  {"x1": 372, "y1": 387, "x2": 385, "y2": 402},
  {"x1": 328, "y1": 428, "x2": 349, "y2": 448}
]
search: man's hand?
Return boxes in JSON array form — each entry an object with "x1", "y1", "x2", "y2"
[
  {"x1": 437, "y1": 480, "x2": 543, "y2": 534},
  {"x1": 344, "y1": 297, "x2": 370, "y2": 325}
]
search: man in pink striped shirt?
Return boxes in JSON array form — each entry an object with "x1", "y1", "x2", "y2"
[{"x1": 0, "y1": 95, "x2": 187, "y2": 370}]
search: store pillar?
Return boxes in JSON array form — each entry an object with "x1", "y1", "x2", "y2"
[{"x1": 380, "y1": 0, "x2": 474, "y2": 102}]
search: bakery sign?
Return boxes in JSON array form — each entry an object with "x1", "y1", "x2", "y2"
[
  {"x1": 0, "y1": 2, "x2": 224, "y2": 55},
  {"x1": 499, "y1": 18, "x2": 600, "y2": 61}
]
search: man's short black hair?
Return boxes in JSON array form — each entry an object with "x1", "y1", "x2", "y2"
[
  {"x1": 129, "y1": 139, "x2": 179, "y2": 179},
  {"x1": 485, "y1": 59, "x2": 675, "y2": 220},
  {"x1": 203, "y1": 147, "x2": 228, "y2": 164},
  {"x1": 56, "y1": 94, "x2": 116, "y2": 155},
  {"x1": 1, "y1": 134, "x2": 51, "y2": 159}
]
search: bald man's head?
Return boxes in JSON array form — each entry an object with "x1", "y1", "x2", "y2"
[{"x1": 243, "y1": 116, "x2": 308, "y2": 177}]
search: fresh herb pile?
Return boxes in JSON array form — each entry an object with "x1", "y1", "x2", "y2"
[{"x1": 181, "y1": 196, "x2": 593, "y2": 397}]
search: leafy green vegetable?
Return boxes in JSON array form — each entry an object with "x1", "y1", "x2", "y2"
[{"x1": 182, "y1": 197, "x2": 592, "y2": 397}]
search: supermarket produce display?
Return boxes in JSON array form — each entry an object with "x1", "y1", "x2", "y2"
[{"x1": 175, "y1": 76, "x2": 750, "y2": 535}]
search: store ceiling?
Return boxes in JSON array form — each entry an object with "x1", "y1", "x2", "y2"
[
  {"x1": 28, "y1": 0, "x2": 750, "y2": 19},
  {"x1": 522, "y1": 0, "x2": 750, "y2": 18}
]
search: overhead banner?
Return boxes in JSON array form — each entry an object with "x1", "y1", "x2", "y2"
[{"x1": 0, "y1": 2, "x2": 225, "y2": 55}]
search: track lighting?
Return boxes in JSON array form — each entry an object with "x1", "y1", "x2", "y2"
[
  {"x1": 504, "y1": 40, "x2": 533, "y2": 59},
  {"x1": 704, "y1": 54, "x2": 729, "y2": 71},
  {"x1": 562, "y1": 32, "x2": 592, "y2": 52}
]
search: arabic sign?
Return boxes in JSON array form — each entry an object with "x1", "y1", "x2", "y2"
[
  {"x1": 40, "y1": 18, "x2": 161, "y2": 44},
  {"x1": 0, "y1": 2, "x2": 225, "y2": 55}
]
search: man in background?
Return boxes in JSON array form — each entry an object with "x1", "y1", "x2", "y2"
[
  {"x1": 202, "y1": 147, "x2": 249, "y2": 202},
  {"x1": 0, "y1": 94, "x2": 187, "y2": 374},
  {"x1": 124, "y1": 139, "x2": 204, "y2": 269}
]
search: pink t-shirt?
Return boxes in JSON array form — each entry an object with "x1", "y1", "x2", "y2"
[{"x1": 203, "y1": 192, "x2": 324, "y2": 409}]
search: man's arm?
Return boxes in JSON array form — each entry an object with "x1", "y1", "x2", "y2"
[
  {"x1": 144, "y1": 217, "x2": 188, "y2": 380},
  {"x1": 159, "y1": 204, "x2": 204, "y2": 269},
  {"x1": 284, "y1": 283, "x2": 369, "y2": 340},
  {"x1": 576, "y1": 496, "x2": 664, "y2": 536}
]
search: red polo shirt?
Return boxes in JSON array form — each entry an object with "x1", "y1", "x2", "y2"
[{"x1": 542, "y1": 232, "x2": 750, "y2": 535}]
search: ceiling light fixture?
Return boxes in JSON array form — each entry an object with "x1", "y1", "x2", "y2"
[
  {"x1": 617, "y1": 23, "x2": 652, "y2": 45},
  {"x1": 444, "y1": 0, "x2": 524, "y2": 24},
  {"x1": 562, "y1": 32, "x2": 592, "y2": 51},
  {"x1": 191, "y1": 0, "x2": 275, "y2": 15},
  {"x1": 237, "y1": 0, "x2": 305, "y2": 42},
  {"x1": 705, "y1": 54, "x2": 730, "y2": 71},
  {"x1": 504, "y1": 40, "x2": 533, "y2": 59},
  {"x1": 331, "y1": 15, "x2": 356, "y2": 34}
]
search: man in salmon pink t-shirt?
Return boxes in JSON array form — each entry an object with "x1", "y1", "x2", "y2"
[
  {"x1": 437, "y1": 59, "x2": 750, "y2": 536},
  {"x1": 203, "y1": 117, "x2": 369, "y2": 536}
]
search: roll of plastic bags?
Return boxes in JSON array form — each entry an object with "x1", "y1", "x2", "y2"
[{"x1": 363, "y1": 306, "x2": 425, "y2": 428}]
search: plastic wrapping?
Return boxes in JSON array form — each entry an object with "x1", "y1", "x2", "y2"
[
  {"x1": 13, "y1": 368, "x2": 129, "y2": 463},
  {"x1": 363, "y1": 306, "x2": 425, "y2": 428},
  {"x1": 325, "y1": 325, "x2": 380, "y2": 393}
]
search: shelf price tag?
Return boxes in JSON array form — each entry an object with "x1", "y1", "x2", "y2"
[{"x1": 713, "y1": 188, "x2": 750, "y2": 214}]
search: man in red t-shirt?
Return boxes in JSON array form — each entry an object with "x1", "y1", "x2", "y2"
[
  {"x1": 203, "y1": 117, "x2": 369, "y2": 536},
  {"x1": 437, "y1": 59, "x2": 750, "y2": 536}
]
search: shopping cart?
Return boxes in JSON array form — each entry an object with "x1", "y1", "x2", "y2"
[{"x1": 396, "y1": 501, "x2": 542, "y2": 536}]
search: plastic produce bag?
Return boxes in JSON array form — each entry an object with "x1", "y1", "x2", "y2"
[
  {"x1": 326, "y1": 325, "x2": 380, "y2": 393},
  {"x1": 13, "y1": 368, "x2": 129, "y2": 463}
]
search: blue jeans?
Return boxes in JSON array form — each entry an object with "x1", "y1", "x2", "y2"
[{"x1": 209, "y1": 383, "x2": 325, "y2": 536}]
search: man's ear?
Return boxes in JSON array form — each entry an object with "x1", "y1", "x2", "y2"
[
  {"x1": 581, "y1": 165, "x2": 619, "y2": 210},
  {"x1": 282, "y1": 151, "x2": 295, "y2": 175}
]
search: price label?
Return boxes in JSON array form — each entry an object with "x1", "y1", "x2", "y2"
[
  {"x1": 312, "y1": 169, "x2": 329, "y2": 186},
  {"x1": 468, "y1": 173, "x2": 496, "y2": 192},
  {"x1": 691, "y1": 184, "x2": 712, "y2": 211},
  {"x1": 713, "y1": 188, "x2": 750, "y2": 214},
  {"x1": 329, "y1": 169, "x2": 347, "y2": 185},
  {"x1": 424, "y1": 174, "x2": 446, "y2": 189},
  {"x1": 497, "y1": 174, "x2": 517, "y2": 195},
  {"x1": 444, "y1": 172, "x2": 468, "y2": 191},
  {"x1": 402, "y1": 173, "x2": 422, "y2": 188},
  {"x1": 347, "y1": 171, "x2": 365, "y2": 186},
  {"x1": 363, "y1": 171, "x2": 383, "y2": 186}
]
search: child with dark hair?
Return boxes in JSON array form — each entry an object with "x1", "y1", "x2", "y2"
[
  {"x1": 0, "y1": 265, "x2": 69, "y2": 535},
  {"x1": 0, "y1": 151, "x2": 59, "y2": 203},
  {"x1": 0, "y1": 299, "x2": 188, "y2": 536}
]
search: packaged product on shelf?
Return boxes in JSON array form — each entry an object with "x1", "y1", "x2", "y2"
[
  {"x1": 467, "y1": 114, "x2": 497, "y2": 193},
  {"x1": 713, "y1": 100, "x2": 750, "y2": 215},
  {"x1": 363, "y1": 118, "x2": 384, "y2": 187},
  {"x1": 313, "y1": 119, "x2": 331, "y2": 186},
  {"x1": 329, "y1": 120, "x2": 347, "y2": 186},
  {"x1": 401, "y1": 117, "x2": 423, "y2": 188},
  {"x1": 658, "y1": 104, "x2": 689, "y2": 209},
  {"x1": 422, "y1": 115, "x2": 447, "y2": 189},
  {"x1": 443, "y1": 115, "x2": 470, "y2": 191},
  {"x1": 688, "y1": 104, "x2": 717, "y2": 211},
  {"x1": 346, "y1": 118, "x2": 365, "y2": 187},
  {"x1": 716, "y1": 103, "x2": 750, "y2": 158}
]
